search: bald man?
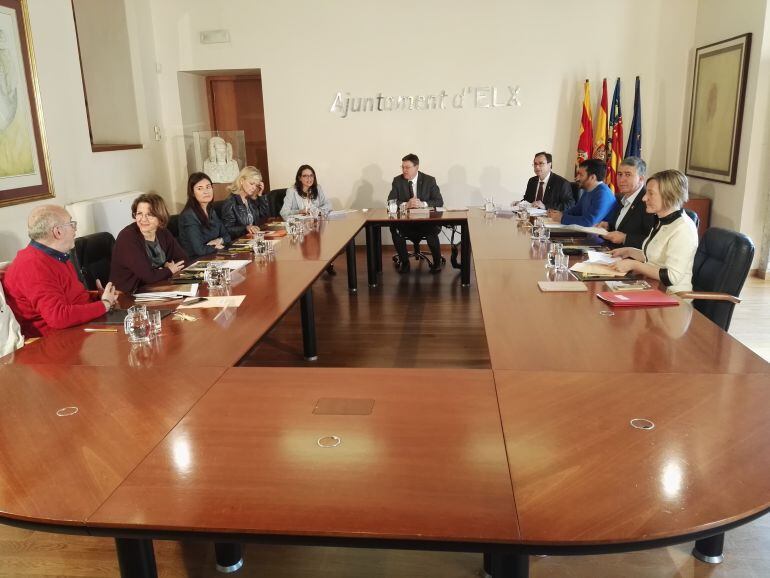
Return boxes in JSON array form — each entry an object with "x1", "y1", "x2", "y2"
[{"x1": 2, "y1": 205, "x2": 118, "y2": 337}]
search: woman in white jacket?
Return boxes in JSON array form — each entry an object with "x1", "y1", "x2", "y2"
[
  {"x1": 610, "y1": 169, "x2": 699, "y2": 294},
  {"x1": 280, "y1": 164, "x2": 333, "y2": 219}
]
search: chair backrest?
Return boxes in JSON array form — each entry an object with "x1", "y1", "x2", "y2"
[
  {"x1": 211, "y1": 200, "x2": 227, "y2": 220},
  {"x1": 167, "y1": 214, "x2": 180, "y2": 239},
  {"x1": 684, "y1": 208, "x2": 700, "y2": 230},
  {"x1": 264, "y1": 188, "x2": 287, "y2": 218},
  {"x1": 691, "y1": 227, "x2": 754, "y2": 331},
  {"x1": 74, "y1": 232, "x2": 116, "y2": 290}
]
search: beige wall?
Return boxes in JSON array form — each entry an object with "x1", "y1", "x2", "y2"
[
  {"x1": 149, "y1": 0, "x2": 698, "y2": 211},
  {"x1": 0, "y1": 0, "x2": 169, "y2": 262},
  {"x1": 685, "y1": 0, "x2": 770, "y2": 269}
]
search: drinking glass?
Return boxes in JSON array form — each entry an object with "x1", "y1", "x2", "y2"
[
  {"x1": 387, "y1": 199, "x2": 398, "y2": 214},
  {"x1": 123, "y1": 305, "x2": 151, "y2": 343},
  {"x1": 149, "y1": 309, "x2": 162, "y2": 336},
  {"x1": 557, "y1": 251, "x2": 570, "y2": 271},
  {"x1": 204, "y1": 262, "x2": 227, "y2": 289}
]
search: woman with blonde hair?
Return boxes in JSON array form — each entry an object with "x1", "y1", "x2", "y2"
[
  {"x1": 220, "y1": 166, "x2": 269, "y2": 238},
  {"x1": 611, "y1": 169, "x2": 698, "y2": 293}
]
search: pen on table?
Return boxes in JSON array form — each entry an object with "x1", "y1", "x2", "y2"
[
  {"x1": 84, "y1": 327, "x2": 118, "y2": 333},
  {"x1": 182, "y1": 297, "x2": 207, "y2": 306}
]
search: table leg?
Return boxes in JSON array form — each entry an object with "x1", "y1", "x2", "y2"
[
  {"x1": 214, "y1": 542, "x2": 244, "y2": 573},
  {"x1": 461, "y1": 221, "x2": 471, "y2": 287},
  {"x1": 693, "y1": 533, "x2": 725, "y2": 564},
  {"x1": 346, "y1": 238, "x2": 357, "y2": 293},
  {"x1": 115, "y1": 538, "x2": 157, "y2": 578},
  {"x1": 375, "y1": 226, "x2": 383, "y2": 272},
  {"x1": 491, "y1": 553, "x2": 529, "y2": 578},
  {"x1": 482, "y1": 552, "x2": 492, "y2": 577},
  {"x1": 300, "y1": 288, "x2": 318, "y2": 361},
  {"x1": 365, "y1": 224, "x2": 377, "y2": 287}
]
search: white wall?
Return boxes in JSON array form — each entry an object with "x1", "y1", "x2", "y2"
[
  {"x1": 0, "y1": 0, "x2": 169, "y2": 262},
  {"x1": 686, "y1": 0, "x2": 770, "y2": 269},
  {"x1": 149, "y1": 0, "x2": 698, "y2": 211}
]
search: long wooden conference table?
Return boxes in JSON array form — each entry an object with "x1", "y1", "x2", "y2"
[{"x1": 2, "y1": 208, "x2": 770, "y2": 578}]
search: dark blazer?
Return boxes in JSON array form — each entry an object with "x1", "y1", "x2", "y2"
[
  {"x1": 606, "y1": 187, "x2": 656, "y2": 249},
  {"x1": 178, "y1": 206, "x2": 231, "y2": 260},
  {"x1": 110, "y1": 223, "x2": 188, "y2": 293},
  {"x1": 387, "y1": 172, "x2": 443, "y2": 207},
  {"x1": 220, "y1": 193, "x2": 269, "y2": 239},
  {"x1": 522, "y1": 172, "x2": 575, "y2": 211}
]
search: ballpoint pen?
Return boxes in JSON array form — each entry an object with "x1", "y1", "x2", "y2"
[{"x1": 83, "y1": 327, "x2": 118, "y2": 332}]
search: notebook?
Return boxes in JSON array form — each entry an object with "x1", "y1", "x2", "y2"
[{"x1": 596, "y1": 290, "x2": 679, "y2": 308}]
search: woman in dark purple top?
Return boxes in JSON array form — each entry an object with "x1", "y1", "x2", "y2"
[{"x1": 110, "y1": 193, "x2": 188, "y2": 293}]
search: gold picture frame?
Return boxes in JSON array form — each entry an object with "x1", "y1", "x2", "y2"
[
  {"x1": 685, "y1": 33, "x2": 751, "y2": 185},
  {"x1": 0, "y1": 0, "x2": 53, "y2": 207}
]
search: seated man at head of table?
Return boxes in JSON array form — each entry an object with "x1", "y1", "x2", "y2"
[
  {"x1": 387, "y1": 153, "x2": 444, "y2": 274},
  {"x1": 520, "y1": 151, "x2": 575, "y2": 211},
  {"x1": 2, "y1": 205, "x2": 118, "y2": 338},
  {"x1": 597, "y1": 156, "x2": 655, "y2": 249},
  {"x1": 547, "y1": 158, "x2": 616, "y2": 227}
]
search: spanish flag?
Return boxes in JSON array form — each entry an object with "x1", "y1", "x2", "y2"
[
  {"x1": 576, "y1": 80, "x2": 593, "y2": 172},
  {"x1": 593, "y1": 79, "x2": 608, "y2": 161},
  {"x1": 607, "y1": 78, "x2": 624, "y2": 192}
]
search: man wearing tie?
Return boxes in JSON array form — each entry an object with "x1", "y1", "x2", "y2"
[
  {"x1": 598, "y1": 157, "x2": 655, "y2": 248},
  {"x1": 520, "y1": 152, "x2": 575, "y2": 211},
  {"x1": 387, "y1": 153, "x2": 444, "y2": 274}
]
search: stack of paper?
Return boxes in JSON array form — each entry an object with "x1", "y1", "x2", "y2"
[
  {"x1": 585, "y1": 250, "x2": 620, "y2": 265},
  {"x1": 546, "y1": 223, "x2": 609, "y2": 235},
  {"x1": 134, "y1": 284, "x2": 199, "y2": 302}
]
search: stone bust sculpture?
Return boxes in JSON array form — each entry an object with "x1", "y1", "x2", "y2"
[{"x1": 203, "y1": 136, "x2": 240, "y2": 183}]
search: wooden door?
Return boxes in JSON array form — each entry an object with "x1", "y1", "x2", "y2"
[{"x1": 207, "y1": 74, "x2": 271, "y2": 194}]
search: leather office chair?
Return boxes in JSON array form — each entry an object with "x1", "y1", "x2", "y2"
[
  {"x1": 211, "y1": 200, "x2": 227, "y2": 220},
  {"x1": 74, "y1": 232, "x2": 115, "y2": 290},
  {"x1": 391, "y1": 234, "x2": 446, "y2": 270},
  {"x1": 678, "y1": 227, "x2": 754, "y2": 331},
  {"x1": 264, "y1": 188, "x2": 287, "y2": 218},
  {"x1": 167, "y1": 214, "x2": 180, "y2": 239}
]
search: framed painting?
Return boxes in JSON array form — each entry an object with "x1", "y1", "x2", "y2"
[
  {"x1": 685, "y1": 33, "x2": 751, "y2": 185},
  {"x1": 0, "y1": 0, "x2": 53, "y2": 207}
]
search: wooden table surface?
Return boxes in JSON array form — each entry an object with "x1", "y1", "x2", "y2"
[
  {"x1": 90, "y1": 368, "x2": 520, "y2": 544},
  {"x1": 0, "y1": 364, "x2": 224, "y2": 526},
  {"x1": 495, "y1": 370, "x2": 770, "y2": 545},
  {"x1": 2, "y1": 208, "x2": 770, "y2": 557},
  {"x1": 475, "y1": 259, "x2": 770, "y2": 374},
  {"x1": 9, "y1": 259, "x2": 325, "y2": 368}
]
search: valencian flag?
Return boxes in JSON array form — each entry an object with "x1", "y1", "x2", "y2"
[
  {"x1": 606, "y1": 78, "x2": 624, "y2": 192},
  {"x1": 625, "y1": 76, "x2": 642, "y2": 158},
  {"x1": 576, "y1": 79, "x2": 593, "y2": 172},
  {"x1": 593, "y1": 79, "x2": 608, "y2": 160}
]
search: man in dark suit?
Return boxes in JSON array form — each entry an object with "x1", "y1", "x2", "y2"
[
  {"x1": 387, "y1": 153, "x2": 444, "y2": 273},
  {"x1": 520, "y1": 152, "x2": 575, "y2": 211},
  {"x1": 598, "y1": 157, "x2": 655, "y2": 248}
]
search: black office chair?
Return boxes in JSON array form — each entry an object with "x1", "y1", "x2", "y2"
[
  {"x1": 74, "y1": 232, "x2": 115, "y2": 290},
  {"x1": 678, "y1": 227, "x2": 754, "y2": 331},
  {"x1": 391, "y1": 235, "x2": 446, "y2": 269},
  {"x1": 211, "y1": 200, "x2": 227, "y2": 220},
  {"x1": 264, "y1": 188, "x2": 287, "y2": 218},
  {"x1": 167, "y1": 214, "x2": 180, "y2": 239}
]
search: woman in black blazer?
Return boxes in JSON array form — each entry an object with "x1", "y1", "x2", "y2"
[{"x1": 178, "y1": 172, "x2": 231, "y2": 259}]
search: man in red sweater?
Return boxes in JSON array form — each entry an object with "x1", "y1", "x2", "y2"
[{"x1": 2, "y1": 205, "x2": 119, "y2": 337}]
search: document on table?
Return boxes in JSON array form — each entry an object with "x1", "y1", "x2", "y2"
[
  {"x1": 187, "y1": 260, "x2": 249, "y2": 272},
  {"x1": 527, "y1": 208, "x2": 547, "y2": 216},
  {"x1": 537, "y1": 281, "x2": 588, "y2": 292},
  {"x1": 585, "y1": 250, "x2": 620, "y2": 266},
  {"x1": 134, "y1": 284, "x2": 199, "y2": 301},
  {"x1": 546, "y1": 223, "x2": 609, "y2": 235},
  {"x1": 569, "y1": 261, "x2": 627, "y2": 277},
  {"x1": 177, "y1": 295, "x2": 245, "y2": 309}
]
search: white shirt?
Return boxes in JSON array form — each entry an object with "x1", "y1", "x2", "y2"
[
  {"x1": 408, "y1": 175, "x2": 427, "y2": 207},
  {"x1": 615, "y1": 185, "x2": 644, "y2": 229}
]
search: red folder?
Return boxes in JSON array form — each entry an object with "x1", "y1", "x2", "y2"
[{"x1": 596, "y1": 289, "x2": 679, "y2": 307}]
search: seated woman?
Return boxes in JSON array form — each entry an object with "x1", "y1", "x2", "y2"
[
  {"x1": 110, "y1": 193, "x2": 188, "y2": 293},
  {"x1": 280, "y1": 164, "x2": 333, "y2": 219},
  {"x1": 220, "y1": 166, "x2": 269, "y2": 239},
  {"x1": 179, "y1": 172, "x2": 231, "y2": 259},
  {"x1": 610, "y1": 169, "x2": 698, "y2": 294}
]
